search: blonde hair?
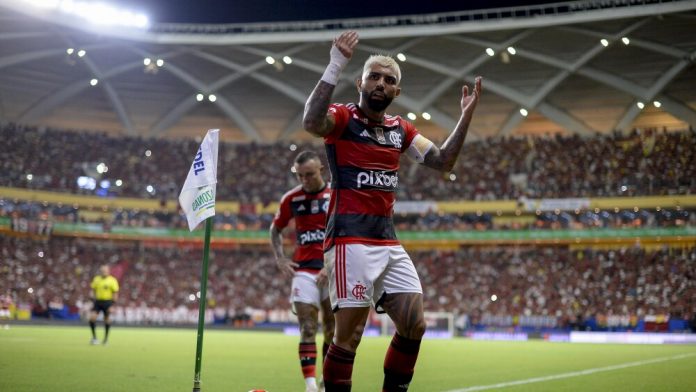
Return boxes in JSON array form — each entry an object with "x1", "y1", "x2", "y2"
[{"x1": 363, "y1": 55, "x2": 401, "y2": 84}]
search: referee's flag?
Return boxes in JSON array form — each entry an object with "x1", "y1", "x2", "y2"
[{"x1": 178, "y1": 129, "x2": 219, "y2": 231}]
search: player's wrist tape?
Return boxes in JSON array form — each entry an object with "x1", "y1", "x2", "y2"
[{"x1": 321, "y1": 46, "x2": 349, "y2": 85}]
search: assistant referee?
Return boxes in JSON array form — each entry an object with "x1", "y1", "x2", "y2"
[{"x1": 89, "y1": 265, "x2": 119, "y2": 345}]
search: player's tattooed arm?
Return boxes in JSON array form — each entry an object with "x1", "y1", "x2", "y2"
[
  {"x1": 423, "y1": 76, "x2": 482, "y2": 172},
  {"x1": 303, "y1": 81, "x2": 337, "y2": 138},
  {"x1": 269, "y1": 224, "x2": 284, "y2": 260},
  {"x1": 270, "y1": 224, "x2": 298, "y2": 278},
  {"x1": 303, "y1": 31, "x2": 358, "y2": 138}
]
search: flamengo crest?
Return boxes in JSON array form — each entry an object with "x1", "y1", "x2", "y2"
[
  {"x1": 352, "y1": 283, "x2": 367, "y2": 300},
  {"x1": 389, "y1": 131, "x2": 402, "y2": 149}
]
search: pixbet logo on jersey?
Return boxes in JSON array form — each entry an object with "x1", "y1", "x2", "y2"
[
  {"x1": 356, "y1": 170, "x2": 398, "y2": 190},
  {"x1": 298, "y1": 229, "x2": 325, "y2": 245}
]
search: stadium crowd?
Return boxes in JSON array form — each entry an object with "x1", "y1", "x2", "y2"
[
  {"x1": 2, "y1": 121, "x2": 694, "y2": 333},
  {"x1": 2, "y1": 236, "x2": 694, "y2": 332},
  {"x1": 2, "y1": 122, "x2": 694, "y2": 202},
  {"x1": 2, "y1": 199, "x2": 693, "y2": 232}
]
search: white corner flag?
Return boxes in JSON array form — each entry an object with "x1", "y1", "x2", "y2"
[{"x1": 179, "y1": 129, "x2": 219, "y2": 231}]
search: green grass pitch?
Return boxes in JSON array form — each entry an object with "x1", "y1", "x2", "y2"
[{"x1": 1, "y1": 325, "x2": 695, "y2": 391}]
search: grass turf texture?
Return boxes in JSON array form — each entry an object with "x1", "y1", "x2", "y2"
[{"x1": 1, "y1": 325, "x2": 695, "y2": 391}]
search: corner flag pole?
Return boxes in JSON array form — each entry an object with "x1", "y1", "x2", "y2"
[
  {"x1": 192, "y1": 217, "x2": 213, "y2": 392},
  {"x1": 178, "y1": 129, "x2": 219, "y2": 392}
]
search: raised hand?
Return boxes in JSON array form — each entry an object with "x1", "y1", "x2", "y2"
[
  {"x1": 422, "y1": 76, "x2": 482, "y2": 172},
  {"x1": 461, "y1": 76, "x2": 483, "y2": 118},
  {"x1": 332, "y1": 31, "x2": 359, "y2": 60}
]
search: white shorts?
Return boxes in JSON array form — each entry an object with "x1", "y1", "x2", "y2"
[
  {"x1": 324, "y1": 244, "x2": 422, "y2": 311},
  {"x1": 290, "y1": 271, "x2": 330, "y2": 312}
]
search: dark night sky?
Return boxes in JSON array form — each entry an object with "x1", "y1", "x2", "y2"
[{"x1": 117, "y1": 0, "x2": 561, "y2": 24}]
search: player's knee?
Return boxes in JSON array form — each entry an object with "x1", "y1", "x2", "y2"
[
  {"x1": 334, "y1": 323, "x2": 364, "y2": 350},
  {"x1": 334, "y1": 334, "x2": 360, "y2": 351},
  {"x1": 405, "y1": 318, "x2": 426, "y2": 340},
  {"x1": 347, "y1": 322, "x2": 365, "y2": 349},
  {"x1": 300, "y1": 321, "x2": 318, "y2": 340},
  {"x1": 349, "y1": 329, "x2": 364, "y2": 349}
]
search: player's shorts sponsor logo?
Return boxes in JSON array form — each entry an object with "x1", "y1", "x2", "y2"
[
  {"x1": 352, "y1": 283, "x2": 367, "y2": 300},
  {"x1": 298, "y1": 229, "x2": 325, "y2": 245},
  {"x1": 356, "y1": 170, "x2": 399, "y2": 190}
]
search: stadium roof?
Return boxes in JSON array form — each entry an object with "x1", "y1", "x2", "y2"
[
  {"x1": 0, "y1": 0, "x2": 695, "y2": 143},
  {"x1": 120, "y1": 0, "x2": 561, "y2": 24}
]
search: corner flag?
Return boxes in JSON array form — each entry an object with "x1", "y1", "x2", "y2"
[
  {"x1": 179, "y1": 129, "x2": 219, "y2": 392},
  {"x1": 179, "y1": 129, "x2": 219, "y2": 231}
]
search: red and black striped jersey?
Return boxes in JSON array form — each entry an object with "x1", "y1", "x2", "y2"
[
  {"x1": 273, "y1": 184, "x2": 331, "y2": 272},
  {"x1": 323, "y1": 103, "x2": 419, "y2": 248}
]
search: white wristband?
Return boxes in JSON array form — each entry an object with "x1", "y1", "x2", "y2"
[{"x1": 321, "y1": 46, "x2": 349, "y2": 85}]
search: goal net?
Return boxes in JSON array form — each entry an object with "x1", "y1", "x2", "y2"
[{"x1": 377, "y1": 311, "x2": 455, "y2": 339}]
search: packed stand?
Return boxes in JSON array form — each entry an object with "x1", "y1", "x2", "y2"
[
  {"x1": 417, "y1": 246, "x2": 696, "y2": 332},
  {"x1": 0, "y1": 122, "x2": 308, "y2": 204},
  {"x1": 2, "y1": 236, "x2": 694, "y2": 332},
  {"x1": 2, "y1": 199, "x2": 693, "y2": 232},
  {"x1": 2, "y1": 122, "x2": 694, "y2": 202},
  {"x1": 400, "y1": 129, "x2": 696, "y2": 200},
  {"x1": 0, "y1": 236, "x2": 289, "y2": 325}
]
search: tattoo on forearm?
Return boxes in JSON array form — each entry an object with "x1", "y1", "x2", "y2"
[
  {"x1": 423, "y1": 115, "x2": 471, "y2": 171},
  {"x1": 303, "y1": 81, "x2": 336, "y2": 136},
  {"x1": 270, "y1": 228, "x2": 284, "y2": 258},
  {"x1": 439, "y1": 117, "x2": 470, "y2": 169}
]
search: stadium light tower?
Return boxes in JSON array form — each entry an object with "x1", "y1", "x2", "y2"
[{"x1": 20, "y1": 0, "x2": 149, "y2": 29}]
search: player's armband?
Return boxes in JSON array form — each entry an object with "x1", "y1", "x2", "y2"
[{"x1": 406, "y1": 134, "x2": 434, "y2": 163}]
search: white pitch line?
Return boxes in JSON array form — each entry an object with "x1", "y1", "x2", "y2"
[{"x1": 445, "y1": 352, "x2": 696, "y2": 392}]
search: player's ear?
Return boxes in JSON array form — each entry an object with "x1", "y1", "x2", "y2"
[
  {"x1": 356, "y1": 77, "x2": 362, "y2": 92},
  {"x1": 394, "y1": 86, "x2": 401, "y2": 98}
]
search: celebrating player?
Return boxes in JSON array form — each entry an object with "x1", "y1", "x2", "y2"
[
  {"x1": 270, "y1": 151, "x2": 335, "y2": 392},
  {"x1": 302, "y1": 31, "x2": 482, "y2": 391}
]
